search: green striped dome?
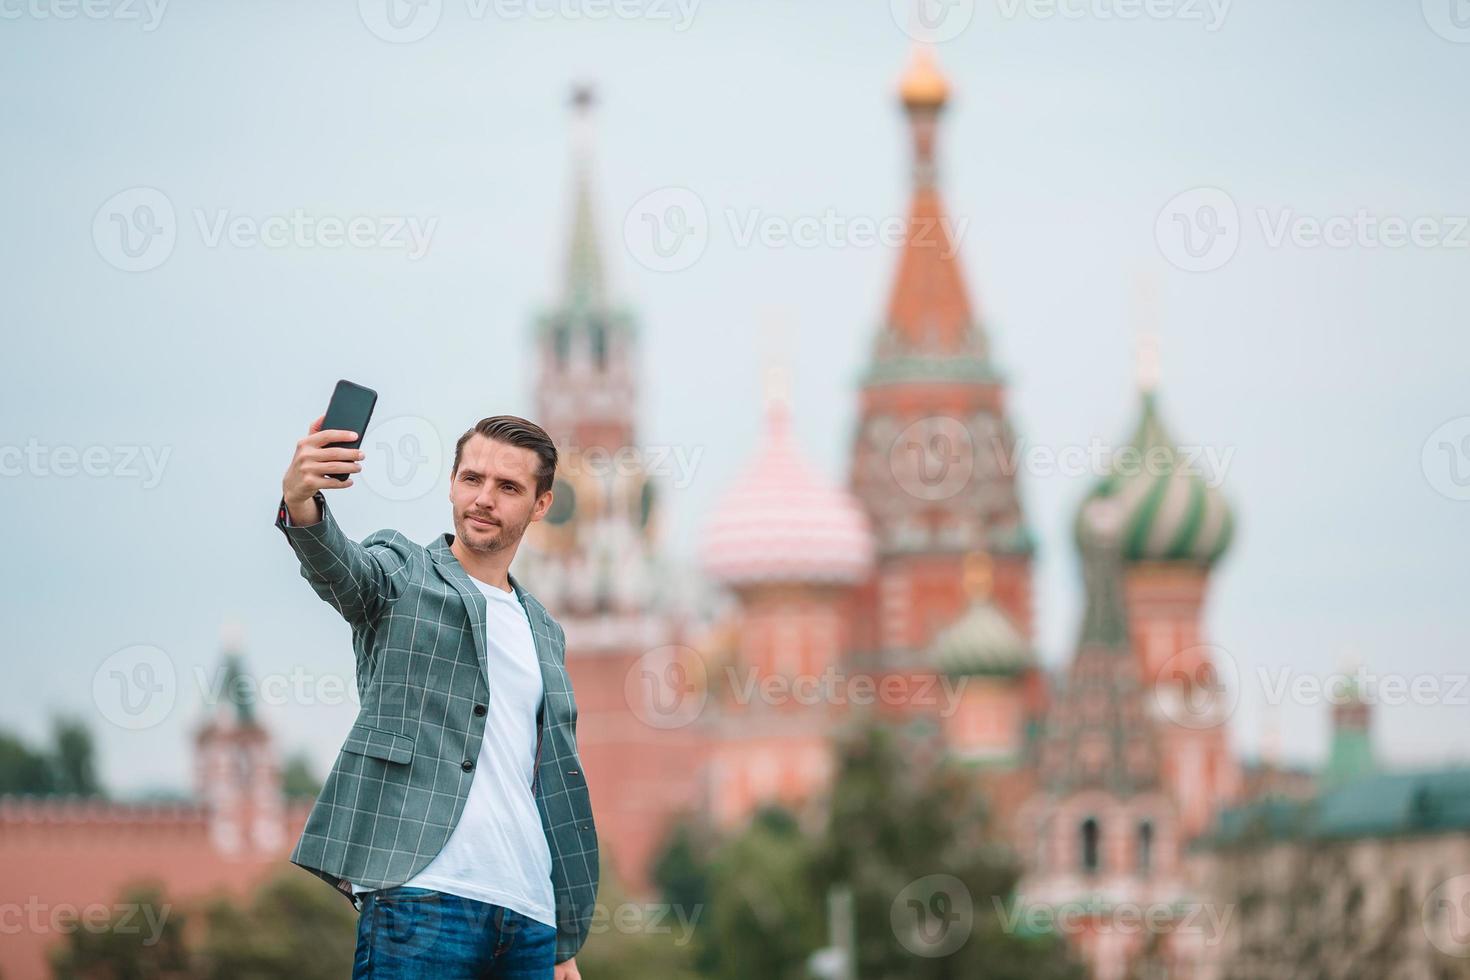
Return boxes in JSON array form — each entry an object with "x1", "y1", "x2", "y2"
[
  {"x1": 1075, "y1": 390, "x2": 1234, "y2": 565},
  {"x1": 932, "y1": 598, "x2": 1033, "y2": 676}
]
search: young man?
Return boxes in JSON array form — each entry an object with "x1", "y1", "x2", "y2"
[{"x1": 276, "y1": 414, "x2": 597, "y2": 980}]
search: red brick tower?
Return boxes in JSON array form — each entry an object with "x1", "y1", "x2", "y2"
[
  {"x1": 514, "y1": 86, "x2": 695, "y2": 895},
  {"x1": 193, "y1": 642, "x2": 286, "y2": 858},
  {"x1": 847, "y1": 46, "x2": 1035, "y2": 673},
  {"x1": 1017, "y1": 511, "x2": 1189, "y2": 980}
]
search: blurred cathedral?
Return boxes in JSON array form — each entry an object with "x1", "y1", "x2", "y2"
[
  {"x1": 512, "y1": 50, "x2": 1248, "y2": 980},
  {"x1": 508, "y1": 44, "x2": 1470, "y2": 980}
]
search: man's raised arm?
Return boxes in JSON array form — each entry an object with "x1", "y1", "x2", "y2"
[{"x1": 275, "y1": 414, "x2": 410, "y2": 627}]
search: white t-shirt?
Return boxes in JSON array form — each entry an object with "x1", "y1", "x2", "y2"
[{"x1": 351, "y1": 574, "x2": 555, "y2": 927}]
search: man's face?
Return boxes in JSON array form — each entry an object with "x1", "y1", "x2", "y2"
[{"x1": 449, "y1": 435, "x2": 552, "y2": 555}]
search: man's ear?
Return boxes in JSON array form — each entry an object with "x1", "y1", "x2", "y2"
[{"x1": 532, "y1": 487, "x2": 554, "y2": 523}]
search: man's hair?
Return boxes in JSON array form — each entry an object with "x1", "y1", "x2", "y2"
[{"x1": 451, "y1": 416, "x2": 558, "y2": 498}]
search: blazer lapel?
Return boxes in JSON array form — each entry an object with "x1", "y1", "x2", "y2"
[
  {"x1": 429, "y1": 534, "x2": 491, "y2": 679},
  {"x1": 429, "y1": 534, "x2": 560, "y2": 692}
]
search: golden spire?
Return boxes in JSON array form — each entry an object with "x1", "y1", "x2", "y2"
[{"x1": 899, "y1": 43, "x2": 950, "y2": 110}]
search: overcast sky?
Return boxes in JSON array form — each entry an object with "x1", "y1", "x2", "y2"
[{"x1": 3, "y1": 0, "x2": 1467, "y2": 794}]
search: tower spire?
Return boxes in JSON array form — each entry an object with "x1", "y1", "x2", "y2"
[
  {"x1": 898, "y1": 43, "x2": 950, "y2": 187},
  {"x1": 1133, "y1": 272, "x2": 1161, "y2": 394},
  {"x1": 880, "y1": 44, "x2": 977, "y2": 356},
  {"x1": 564, "y1": 84, "x2": 604, "y2": 309}
]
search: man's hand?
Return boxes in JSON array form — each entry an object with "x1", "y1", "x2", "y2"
[
  {"x1": 554, "y1": 955, "x2": 580, "y2": 980},
  {"x1": 281, "y1": 414, "x2": 364, "y2": 526}
]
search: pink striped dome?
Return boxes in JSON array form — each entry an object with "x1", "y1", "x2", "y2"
[{"x1": 702, "y1": 395, "x2": 875, "y2": 587}]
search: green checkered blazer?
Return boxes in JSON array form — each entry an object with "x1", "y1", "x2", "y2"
[{"x1": 274, "y1": 492, "x2": 599, "y2": 964}]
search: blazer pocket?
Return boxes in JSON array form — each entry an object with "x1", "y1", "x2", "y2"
[{"x1": 342, "y1": 721, "x2": 415, "y2": 764}]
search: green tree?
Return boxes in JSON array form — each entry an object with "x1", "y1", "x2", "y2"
[
  {"x1": 280, "y1": 753, "x2": 321, "y2": 800},
  {"x1": 49, "y1": 881, "x2": 190, "y2": 980},
  {"x1": 651, "y1": 814, "x2": 720, "y2": 977},
  {"x1": 813, "y1": 718, "x2": 1084, "y2": 980},
  {"x1": 50, "y1": 716, "x2": 101, "y2": 796},
  {"x1": 196, "y1": 870, "x2": 357, "y2": 980},
  {"x1": 575, "y1": 848, "x2": 703, "y2": 980},
  {"x1": 0, "y1": 718, "x2": 102, "y2": 797},
  {"x1": 0, "y1": 729, "x2": 54, "y2": 794},
  {"x1": 705, "y1": 806, "x2": 825, "y2": 980}
]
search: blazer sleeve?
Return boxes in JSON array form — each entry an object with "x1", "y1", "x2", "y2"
[{"x1": 274, "y1": 492, "x2": 412, "y2": 627}]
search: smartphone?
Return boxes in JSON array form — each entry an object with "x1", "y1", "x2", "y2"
[{"x1": 321, "y1": 380, "x2": 378, "y2": 481}]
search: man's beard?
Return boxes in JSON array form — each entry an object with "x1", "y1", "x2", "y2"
[{"x1": 456, "y1": 510, "x2": 527, "y2": 554}]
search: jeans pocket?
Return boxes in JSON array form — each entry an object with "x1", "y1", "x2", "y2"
[
  {"x1": 375, "y1": 890, "x2": 449, "y2": 954},
  {"x1": 372, "y1": 885, "x2": 442, "y2": 904}
]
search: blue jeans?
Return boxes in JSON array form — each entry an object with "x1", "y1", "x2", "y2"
[{"x1": 352, "y1": 886, "x2": 557, "y2": 979}]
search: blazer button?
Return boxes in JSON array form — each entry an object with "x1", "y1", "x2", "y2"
[
  {"x1": 461, "y1": 760, "x2": 475, "y2": 772},
  {"x1": 473, "y1": 704, "x2": 487, "y2": 717}
]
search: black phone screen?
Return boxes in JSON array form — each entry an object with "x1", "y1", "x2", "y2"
[{"x1": 321, "y1": 380, "x2": 378, "y2": 479}]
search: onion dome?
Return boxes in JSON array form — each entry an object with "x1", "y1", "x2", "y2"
[
  {"x1": 1075, "y1": 336, "x2": 1234, "y2": 565},
  {"x1": 898, "y1": 45, "x2": 950, "y2": 109},
  {"x1": 702, "y1": 367, "x2": 874, "y2": 588},
  {"x1": 932, "y1": 554, "x2": 1033, "y2": 676}
]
